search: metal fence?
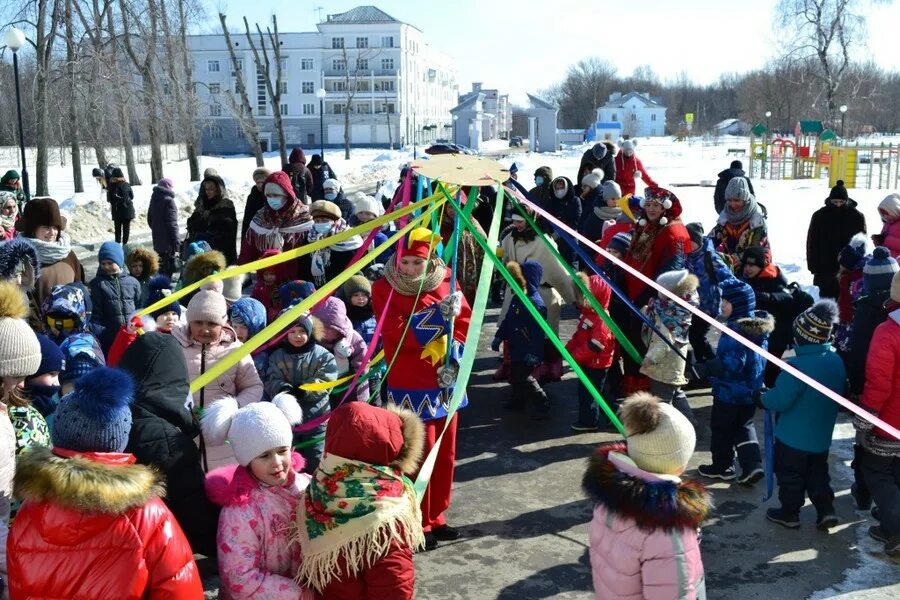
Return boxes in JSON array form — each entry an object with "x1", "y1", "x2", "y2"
[{"x1": 0, "y1": 143, "x2": 188, "y2": 169}]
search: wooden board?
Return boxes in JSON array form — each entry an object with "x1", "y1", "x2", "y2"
[{"x1": 410, "y1": 153, "x2": 508, "y2": 186}]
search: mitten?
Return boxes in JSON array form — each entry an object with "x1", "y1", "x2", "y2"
[
  {"x1": 437, "y1": 362, "x2": 459, "y2": 389},
  {"x1": 439, "y1": 291, "x2": 463, "y2": 319}
]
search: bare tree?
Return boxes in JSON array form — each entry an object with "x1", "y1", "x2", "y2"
[
  {"x1": 160, "y1": 0, "x2": 201, "y2": 181},
  {"x1": 71, "y1": 0, "x2": 113, "y2": 168},
  {"x1": 544, "y1": 58, "x2": 618, "y2": 129},
  {"x1": 219, "y1": 13, "x2": 263, "y2": 166},
  {"x1": 64, "y1": 0, "x2": 83, "y2": 192},
  {"x1": 104, "y1": 1, "x2": 141, "y2": 183},
  {"x1": 242, "y1": 14, "x2": 287, "y2": 165},
  {"x1": 333, "y1": 42, "x2": 381, "y2": 159}
]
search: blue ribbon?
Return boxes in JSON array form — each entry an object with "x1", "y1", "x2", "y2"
[{"x1": 762, "y1": 409, "x2": 775, "y2": 502}]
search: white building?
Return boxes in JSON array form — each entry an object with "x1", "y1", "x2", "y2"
[
  {"x1": 595, "y1": 92, "x2": 666, "y2": 139},
  {"x1": 455, "y1": 83, "x2": 512, "y2": 141},
  {"x1": 188, "y1": 6, "x2": 459, "y2": 154}
]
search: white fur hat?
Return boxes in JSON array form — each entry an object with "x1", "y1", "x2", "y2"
[
  {"x1": 201, "y1": 394, "x2": 303, "y2": 466},
  {"x1": 581, "y1": 168, "x2": 604, "y2": 189}
]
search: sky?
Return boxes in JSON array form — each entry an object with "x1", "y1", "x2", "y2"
[{"x1": 203, "y1": 0, "x2": 900, "y2": 105}]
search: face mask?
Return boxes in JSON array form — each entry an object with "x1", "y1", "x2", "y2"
[
  {"x1": 324, "y1": 192, "x2": 337, "y2": 201},
  {"x1": 266, "y1": 196, "x2": 284, "y2": 210},
  {"x1": 554, "y1": 188, "x2": 567, "y2": 199},
  {"x1": 313, "y1": 222, "x2": 333, "y2": 235},
  {"x1": 534, "y1": 176, "x2": 544, "y2": 186}
]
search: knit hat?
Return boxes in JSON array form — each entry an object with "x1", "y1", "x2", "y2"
[
  {"x1": 581, "y1": 168, "x2": 604, "y2": 189},
  {"x1": 352, "y1": 193, "x2": 383, "y2": 218},
  {"x1": 655, "y1": 269, "x2": 699, "y2": 298},
  {"x1": 203, "y1": 167, "x2": 219, "y2": 178},
  {"x1": 0, "y1": 237, "x2": 40, "y2": 290},
  {"x1": 619, "y1": 392, "x2": 696, "y2": 476},
  {"x1": 863, "y1": 247, "x2": 900, "y2": 294},
  {"x1": 343, "y1": 275, "x2": 371, "y2": 298},
  {"x1": 252, "y1": 167, "x2": 271, "y2": 183},
  {"x1": 110, "y1": 167, "x2": 125, "y2": 179},
  {"x1": 309, "y1": 154, "x2": 323, "y2": 167},
  {"x1": 730, "y1": 160, "x2": 743, "y2": 170},
  {"x1": 0, "y1": 281, "x2": 42, "y2": 378},
  {"x1": 202, "y1": 395, "x2": 303, "y2": 466},
  {"x1": 147, "y1": 275, "x2": 182, "y2": 318},
  {"x1": 30, "y1": 333, "x2": 64, "y2": 378},
  {"x1": 892, "y1": 271, "x2": 900, "y2": 304},
  {"x1": 719, "y1": 278, "x2": 755, "y2": 319},
  {"x1": 724, "y1": 177, "x2": 752, "y2": 203},
  {"x1": 157, "y1": 178, "x2": 174, "y2": 190},
  {"x1": 289, "y1": 312, "x2": 316, "y2": 336},
  {"x1": 828, "y1": 180, "x2": 849, "y2": 201},
  {"x1": 878, "y1": 193, "x2": 900, "y2": 222},
  {"x1": 600, "y1": 180, "x2": 622, "y2": 201},
  {"x1": 20, "y1": 197, "x2": 64, "y2": 237},
  {"x1": 310, "y1": 200, "x2": 341, "y2": 220},
  {"x1": 591, "y1": 143, "x2": 607, "y2": 161},
  {"x1": 685, "y1": 222, "x2": 705, "y2": 248},
  {"x1": 98, "y1": 241, "x2": 125, "y2": 269},
  {"x1": 793, "y1": 299, "x2": 839, "y2": 345},
  {"x1": 42, "y1": 283, "x2": 89, "y2": 329},
  {"x1": 182, "y1": 240, "x2": 213, "y2": 264},
  {"x1": 52, "y1": 367, "x2": 134, "y2": 453},
  {"x1": 607, "y1": 232, "x2": 632, "y2": 255},
  {"x1": 278, "y1": 280, "x2": 317, "y2": 308},
  {"x1": 741, "y1": 245, "x2": 770, "y2": 269},
  {"x1": 59, "y1": 333, "x2": 106, "y2": 385},
  {"x1": 838, "y1": 233, "x2": 868, "y2": 271},
  {"x1": 186, "y1": 283, "x2": 228, "y2": 325},
  {"x1": 264, "y1": 171, "x2": 297, "y2": 202},
  {"x1": 289, "y1": 147, "x2": 307, "y2": 165},
  {"x1": 621, "y1": 139, "x2": 635, "y2": 155},
  {"x1": 322, "y1": 178, "x2": 341, "y2": 192},
  {"x1": 228, "y1": 297, "x2": 267, "y2": 337},
  {"x1": 220, "y1": 268, "x2": 245, "y2": 303}
]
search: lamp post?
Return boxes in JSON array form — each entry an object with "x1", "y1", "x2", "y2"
[
  {"x1": 839, "y1": 104, "x2": 848, "y2": 138},
  {"x1": 5, "y1": 27, "x2": 29, "y2": 202},
  {"x1": 452, "y1": 114, "x2": 458, "y2": 145},
  {"x1": 764, "y1": 111, "x2": 771, "y2": 136},
  {"x1": 413, "y1": 112, "x2": 417, "y2": 160},
  {"x1": 316, "y1": 88, "x2": 327, "y2": 158}
]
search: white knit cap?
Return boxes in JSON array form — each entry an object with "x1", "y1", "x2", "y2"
[
  {"x1": 220, "y1": 269, "x2": 245, "y2": 304},
  {"x1": 201, "y1": 395, "x2": 303, "y2": 466},
  {"x1": 352, "y1": 193, "x2": 384, "y2": 218},
  {"x1": 186, "y1": 284, "x2": 228, "y2": 325},
  {"x1": 581, "y1": 168, "x2": 604, "y2": 189},
  {"x1": 619, "y1": 392, "x2": 696, "y2": 476},
  {"x1": 0, "y1": 281, "x2": 42, "y2": 378},
  {"x1": 323, "y1": 178, "x2": 341, "y2": 191}
]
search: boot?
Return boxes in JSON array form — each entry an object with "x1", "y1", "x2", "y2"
[{"x1": 850, "y1": 444, "x2": 872, "y2": 510}]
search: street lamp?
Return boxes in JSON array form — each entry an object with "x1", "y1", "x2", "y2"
[
  {"x1": 316, "y1": 88, "x2": 327, "y2": 158},
  {"x1": 839, "y1": 105, "x2": 848, "y2": 138},
  {"x1": 452, "y1": 114, "x2": 458, "y2": 145},
  {"x1": 5, "y1": 27, "x2": 29, "y2": 202},
  {"x1": 764, "y1": 111, "x2": 772, "y2": 136}
]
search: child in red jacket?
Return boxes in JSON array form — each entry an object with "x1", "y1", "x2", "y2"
[
  {"x1": 251, "y1": 248, "x2": 293, "y2": 321},
  {"x1": 295, "y1": 401, "x2": 425, "y2": 600}
]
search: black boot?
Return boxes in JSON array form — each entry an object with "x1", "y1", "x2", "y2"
[{"x1": 850, "y1": 444, "x2": 872, "y2": 510}]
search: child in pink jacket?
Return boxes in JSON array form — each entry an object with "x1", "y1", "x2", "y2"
[
  {"x1": 203, "y1": 395, "x2": 317, "y2": 600},
  {"x1": 582, "y1": 392, "x2": 710, "y2": 600},
  {"x1": 312, "y1": 296, "x2": 369, "y2": 403},
  {"x1": 878, "y1": 193, "x2": 900, "y2": 258}
]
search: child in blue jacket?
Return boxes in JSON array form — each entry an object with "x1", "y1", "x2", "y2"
[
  {"x1": 492, "y1": 260, "x2": 550, "y2": 417},
  {"x1": 761, "y1": 299, "x2": 847, "y2": 530},
  {"x1": 697, "y1": 278, "x2": 774, "y2": 485}
]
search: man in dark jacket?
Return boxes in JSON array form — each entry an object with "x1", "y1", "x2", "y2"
[
  {"x1": 548, "y1": 176, "x2": 582, "y2": 264},
  {"x1": 714, "y1": 160, "x2": 755, "y2": 215},
  {"x1": 529, "y1": 166, "x2": 554, "y2": 212},
  {"x1": 120, "y1": 332, "x2": 220, "y2": 557},
  {"x1": 577, "y1": 142, "x2": 616, "y2": 186},
  {"x1": 308, "y1": 153, "x2": 337, "y2": 201},
  {"x1": 147, "y1": 178, "x2": 179, "y2": 277},
  {"x1": 805, "y1": 180, "x2": 867, "y2": 300},
  {"x1": 285, "y1": 147, "x2": 315, "y2": 201},
  {"x1": 106, "y1": 167, "x2": 134, "y2": 245}
]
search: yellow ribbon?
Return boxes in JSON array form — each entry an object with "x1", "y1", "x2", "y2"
[{"x1": 299, "y1": 349, "x2": 385, "y2": 391}]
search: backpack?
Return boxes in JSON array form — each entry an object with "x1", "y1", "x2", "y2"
[{"x1": 786, "y1": 282, "x2": 814, "y2": 320}]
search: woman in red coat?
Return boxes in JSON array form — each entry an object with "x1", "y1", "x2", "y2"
[
  {"x1": 621, "y1": 187, "x2": 691, "y2": 394},
  {"x1": 371, "y1": 227, "x2": 471, "y2": 551},
  {"x1": 614, "y1": 140, "x2": 657, "y2": 197},
  {"x1": 8, "y1": 368, "x2": 201, "y2": 599}
]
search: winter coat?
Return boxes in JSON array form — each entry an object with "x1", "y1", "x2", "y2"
[
  {"x1": 578, "y1": 143, "x2": 616, "y2": 185},
  {"x1": 127, "y1": 247, "x2": 160, "y2": 308},
  {"x1": 327, "y1": 190, "x2": 354, "y2": 221},
  {"x1": 495, "y1": 264, "x2": 546, "y2": 365},
  {"x1": 528, "y1": 166, "x2": 554, "y2": 213},
  {"x1": 107, "y1": 178, "x2": 135, "y2": 222},
  {"x1": 713, "y1": 168, "x2": 754, "y2": 215},
  {"x1": 147, "y1": 185, "x2": 179, "y2": 255},
  {"x1": 187, "y1": 176, "x2": 238, "y2": 264},
  {"x1": 119, "y1": 332, "x2": 220, "y2": 557},
  {"x1": 547, "y1": 176, "x2": 582, "y2": 233},
  {"x1": 583, "y1": 443, "x2": 709, "y2": 600},
  {"x1": 614, "y1": 153, "x2": 657, "y2": 198},
  {"x1": 806, "y1": 199, "x2": 867, "y2": 276},
  {"x1": 172, "y1": 321, "x2": 264, "y2": 470},
  {"x1": 0, "y1": 408, "x2": 14, "y2": 582},
  {"x1": 313, "y1": 297, "x2": 370, "y2": 402},
  {"x1": 33, "y1": 247, "x2": 85, "y2": 312},
  {"x1": 744, "y1": 264, "x2": 795, "y2": 351},
  {"x1": 8, "y1": 446, "x2": 202, "y2": 599},
  {"x1": 847, "y1": 290, "x2": 890, "y2": 394},
  {"x1": 762, "y1": 342, "x2": 846, "y2": 453},
  {"x1": 288, "y1": 165, "x2": 314, "y2": 201},
  {"x1": 641, "y1": 294, "x2": 697, "y2": 387},
  {"x1": 710, "y1": 311, "x2": 774, "y2": 404},
  {"x1": 265, "y1": 339, "x2": 337, "y2": 442},
  {"x1": 566, "y1": 275, "x2": 615, "y2": 370},
  {"x1": 241, "y1": 185, "x2": 266, "y2": 242},
  {"x1": 880, "y1": 219, "x2": 900, "y2": 258},
  {"x1": 625, "y1": 218, "x2": 691, "y2": 304},
  {"x1": 0, "y1": 170, "x2": 25, "y2": 210},
  {"x1": 89, "y1": 269, "x2": 142, "y2": 353},
  {"x1": 860, "y1": 310, "x2": 900, "y2": 441},
  {"x1": 205, "y1": 453, "x2": 315, "y2": 600},
  {"x1": 709, "y1": 211, "x2": 769, "y2": 273},
  {"x1": 309, "y1": 163, "x2": 337, "y2": 201},
  {"x1": 686, "y1": 237, "x2": 738, "y2": 318}
]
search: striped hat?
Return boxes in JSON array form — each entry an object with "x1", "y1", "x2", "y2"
[
  {"x1": 863, "y1": 246, "x2": 899, "y2": 294},
  {"x1": 719, "y1": 278, "x2": 755, "y2": 319},
  {"x1": 793, "y1": 299, "x2": 838, "y2": 345},
  {"x1": 607, "y1": 232, "x2": 632, "y2": 255}
]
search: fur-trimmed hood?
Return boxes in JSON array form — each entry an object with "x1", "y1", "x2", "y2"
[
  {"x1": 323, "y1": 402, "x2": 425, "y2": 475},
  {"x1": 732, "y1": 310, "x2": 775, "y2": 340},
  {"x1": 181, "y1": 250, "x2": 226, "y2": 286},
  {"x1": 125, "y1": 246, "x2": 159, "y2": 281},
  {"x1": 204, "y1": 451, "x2": 307, "y2": 507},
  {"x1": 14, "y1": 446, "x2": 164, "y2": 515},
  {"x1": 582, "y1": 443, "x2": 710, "y2": 532}
]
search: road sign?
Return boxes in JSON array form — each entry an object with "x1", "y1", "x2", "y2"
[{"x1": 685, "y1": 113, "x2": 694, "y2": 124}]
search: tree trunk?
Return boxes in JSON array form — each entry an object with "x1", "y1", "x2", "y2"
[
  {"x1": 66, "y1": 0, "x2": 83, "y2": 193},
  {"x1": 220, "y1": 13, "x2": 264, "y2": 166},
  {"x1": 344, "y1": 107, "x2": 351, "y2": 160},
  {"x1": 144, "y1": 72, "x2": 164, "y2": 183}
]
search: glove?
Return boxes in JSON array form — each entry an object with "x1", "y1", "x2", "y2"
[
  {"x1": 437, "y1": 361, "x2": 459, "y2": 389},
  {"x1": 587, "y1": 338, "x2": 605, "y2": 353},
  {"x1": 491, "y1": 336, "x2": 501, "y2": 352},
  {"x1": 752, "y1": 388, "x2": 767, "y2": 409},
  {"x1": 439, "y1": 291, "x2": 463, "y2": 319},
  {"x1": 694, "y1": 358, "x2": 724, "y2": 380}
]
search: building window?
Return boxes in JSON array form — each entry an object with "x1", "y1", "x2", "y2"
[
  {"x1": 279, "y1": 81, "x2": 288, "y2": 94},
  {"x1": 279, "y1": 57, "x2": 287, "y2": 70},
  {"x1": 381, "y1": 58, "x2": 394, "y2": 70},
  {"x1": 280, "y1": 103, "x2": 288, "y2": 116},
  {"x1": 651, "y1": 114, "x2": 657, "y2": 122},
  {"x1": 210, "y1": 128, "x2": 223, "y2": 140},
  {"x1": 356, "y1": 59, "x2": 368, "y2": 71},
  {"x1": 332, "y1": 37, "x2": 344, "y2": 49},
  {"x1": 357, "y1": 104, "x2": 371, "y2": 114},
  {"x1": 381, "y1": 103, "x2": 395, "y2": 114},
  {"x1": 334, "y1": 103, "x2": 346, "y2": 114},
  {"x1": 356, "y1": 37, "x2": 368, "y2": 48},
  {"x1": 611, "y1": 113, "x2": 618, "y2": 122},
  {"x1": 356, "y1": 81, "x2": 369, "y2": 92},
  {"x1": 210, "y1": 104, "x2": 222, "y2": 117},
  {"x1": 302, "y1": 81, "x2": 314, "y2": 94},
  {"x1": 257, "y1": 71, "x2": 267, "y2": 115},
  {"x1": 207, "y1": 60, "x2": 220, "y2": 72},
  {"x1": 301, "y1": 58, "x2": 314, "y2": 70},
  {"x1": 209, "y1": 83, "x2": 220, "y2": 94},
  {"x1": 332, "y1": 59, "x2": 346, "y2": 70},
  {"x1": 333, "y1": 81, "x2": 346, "y2": 92},
  {"x1": 631, "y1": 113, "x2": 637, "y2": 121},
  {"x1": 381, "y1": 36, "x2": 394, "y2": 48},
  {"x1": 377, "y1": 81, "x2": 395, "y2": 92},
  {"x1": 303, "y1": 103, "x2": 315, "y2": 115}
]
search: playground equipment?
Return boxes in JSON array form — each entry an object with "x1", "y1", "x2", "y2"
[
  {"x1": 829, "y1": 141, "x2": 900, "y2": 190},
  {"x1": 749, "y1": 120, "x2": 838, "y2": 181}
]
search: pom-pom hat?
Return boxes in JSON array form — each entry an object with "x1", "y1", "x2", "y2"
[
  {"x1": 0, "y1": 281, "x2": 42, "y2": 378},
  {"x1": 793, "y1": 299, "x2": 839, "y2": 345},
  {"x1": 201, "y1": 395, "x2": 303, "y2": 466},
  {"x1": 863, "y1": 247, "x2": 899, "y2": 293},
  {"x1": 52, "y1": 367, "x2": 135, "y2": 453},
  {"x1": 619, "y1": 392, "x2": 696, "y2": 476}
]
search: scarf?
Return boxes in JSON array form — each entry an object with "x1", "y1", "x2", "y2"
[
  {"x1": 383, "y1": 254, "x2": 446, "y2": 296},
  {"x1": 246, "y1": 200, "x2": 313, "y2": 253},
  {"x1": 628, "y1": 221, "x2": 663, "y2": 267},
  {"x1": 305, "y1": 219, "x2": 364, "y2": 286},
  {"x1": 26, "y1": 231, "x2": 73, "y2": 265},
  {"x1": 720, "y1": 194, "x2": 760, "y2": 226},
  {"x1": 646, "y1": 294, "x2": 698, "y2": 344},
  {"x1": 294, "y1": 453, "x2": 424, "y2": 592},
  {"x1": 593, "y1": 205, "x2": 622, "y2": 221}
]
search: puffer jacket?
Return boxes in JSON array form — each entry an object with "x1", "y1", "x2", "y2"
[
  {"x1": 565, "y1": 274, "x2": 615, "y2": 370},
  {"x1": 89, "y1": 269, "x2": 142, "y2": 352},
  {"x1": 640, "y1": 290, "x2": 699, "y2": 387},
  {"x1": 614, "y1": 152, "x2": 657, "y2": 198},
  {"x1": 711, "y1": 311, "x2": 774, "y2": 404},
  {"x1": 119, "y1": 332, "x2": 220, "y2": 557},
  {"x1": 547, "y1": 176, "x2": 583, "y2": 233},
  {"x1": 686, "y1": 237, "x2": 737, "y2": 318},
  {"x1": 312, "y1": 296, "x2": 369, "y2": 402},
  {"x1": 847, "y1": 290, "x2": 891, "y2": 394},
  {"x1": 880, "y1": 219, "x2": 900, "y2": 258},
  {"x1": 206, "y1": 453, "x2": 316, "y2": 600},
  {"x1": 496, "y1": 261, "x2": 546, "y2": 365},
  {"x1": 172, "y1": 321, "x2": 264, "y2": 470},
  {"x1": 8, "y1": 447, "x2": 202, "y2": 599},
  {"x1": 583, "y1": 443, "x2": 709, "y2": 600},
  {"x1": 860, "y1": 309, "x2": 900, "y2": 442},
  {"x1": 744, "y1": 264, "x2": 795, "y2": 352},
  {"x1": 578, "y1": 143, "x2": 616, "y2": 185},
  {"x1": 126, "y1": 246, "x2": 160, "y2": 308},
  {"x1": 147, "y1": 185, "x2": 180, "y2": 255},
  {"x1": 528, "y1": 166, "x2": 554, "y2": 213}
]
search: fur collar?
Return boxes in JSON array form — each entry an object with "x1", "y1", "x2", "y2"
[
  {"x1": 733, "y1": 310, "x2": 775, "y2": 339},
  {"x1": 205, "y1": 451, "x2": 307, "y2": 507},
  {"x1": 14, "y1": 447, "x2": 164, "y2": 515},
  {"x1": 386, "y1": 403, "x2": 425, "y2": 475},
  {"x1": 126, "y1": 246, "x2": 159, "y2": 280},
  {"x1": 582, "y1": 443, "x2": 710, "y2": 531}
]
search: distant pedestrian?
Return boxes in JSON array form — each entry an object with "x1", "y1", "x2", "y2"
[{"x1": 106, "y1": 167, "x2": 134, "y2": 245}]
